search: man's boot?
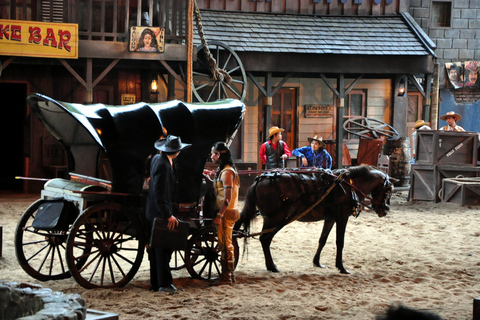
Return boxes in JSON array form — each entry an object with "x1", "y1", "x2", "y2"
[
  {"x1": 228, "y1": 261, "x2": 236, "y2": 283},
  {"x1": 210, "y1": 259, "x2": 233, "y2": 286}
]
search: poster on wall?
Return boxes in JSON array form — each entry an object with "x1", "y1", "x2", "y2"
[
  {"x1": 128, "y1": 26, "x2": 165, "y2": 53},
  {"x1": 464, "y1": 61, "x2": 479, "y2": 88},
  {"x1": 445, "y1": 62, "x2": 464, "y2": 89}
]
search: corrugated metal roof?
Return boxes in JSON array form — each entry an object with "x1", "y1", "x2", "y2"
[{"x1": 193, "y1": 10, "x2": 435, "y2": 56}]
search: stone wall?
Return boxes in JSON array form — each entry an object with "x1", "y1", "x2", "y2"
[
  {"x1": 0, "y1": 281, "x2": 86, "y2": 320},
  {"x1": 409, "y1": 0, "x2": 480, "y2": 87}
]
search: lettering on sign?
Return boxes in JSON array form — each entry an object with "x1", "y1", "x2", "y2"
[
  {"x1": 0, "y1": 20, "x2": 78, "y2": 59},
  {"x1": 121, "y1": 94, "x2": 136, "y2": 105},
  {"x1": 304, "y1": 105, "x2": 334, "y2": 118}
]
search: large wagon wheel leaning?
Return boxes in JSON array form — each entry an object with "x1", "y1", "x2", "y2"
[
  {"x1": 343, "y1": 117, "x2": 399, "y2": 140},
  {"x1": 66, "y1": 203, "x2": 145, "y2": 289},
  {"x1": 185, "y1": 225, "x2": 239, "y2": 281},
  {"x1": 192, "y1": 40, "x2": 247, "y2": 103},
  {"x1": 15, "y1": 199, "x2": 83, "y2": 281}
]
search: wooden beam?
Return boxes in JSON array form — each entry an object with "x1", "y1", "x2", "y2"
[
  {"x1": 407, "y1": 74, "x2": 426, "y2": 98},
  {"x1": 92, "y1": 59, "x2": 119, "y2": 88},
  {"x1": 1, "y1": 57, "x2": 15, "y2": 72},
  {"x1": 344, "y1": 74, "x2": 364, "y2": 96},
  {"x1": 160, "y1": 60, "x2": 186, "y2": 89},
  {"x1": 59, "y1": 59, "x2": 87, "y2": 88},
  {"x1": 320, "y1": 73, "x2": 339, "y2": 97}
]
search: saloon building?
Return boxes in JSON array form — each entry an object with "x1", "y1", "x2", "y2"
[{"x1": 2, "y1": 0, "x2": 476, "y2": 193}]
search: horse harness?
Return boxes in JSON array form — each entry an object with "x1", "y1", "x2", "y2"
[{"x1": 243, "y1": 169, "x2": 393, "y2": 238}]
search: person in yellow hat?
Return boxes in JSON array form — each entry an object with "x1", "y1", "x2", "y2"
[
  {"x1": 292, "y1": 135, "x2": 332, "y2": 169},
  {"x1": 411, "y1": 120, "x2": 431, "y2": 161},
  {"x1": 439, "y1": 111, "x2": 465, "y2": 132},
  {"x1": 259, "y1": 126, "x2": 292, "y2": 169}
]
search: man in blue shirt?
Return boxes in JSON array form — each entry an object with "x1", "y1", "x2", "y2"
[{"x1": 292, "y1": 135, "x2": 332, "y2": 169}]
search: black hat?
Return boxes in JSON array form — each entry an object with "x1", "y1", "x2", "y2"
[{"x1": 154, "y1": 135, "x2": 191, "y2": 152}]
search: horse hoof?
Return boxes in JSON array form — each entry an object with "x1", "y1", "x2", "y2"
[
  {"x1": 339, "y1": 269, "x2": 350, "y2": 274},
  {"x1": 313, "y1": 262, "x2": 325, "y2": 268},
  {"x1": 267, "y1": 266, "x2": 280, "y2": 273}
]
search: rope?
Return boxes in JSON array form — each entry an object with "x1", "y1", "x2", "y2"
[{"x1": 192, "y1": 0, "x2": 232, "y2": 84}]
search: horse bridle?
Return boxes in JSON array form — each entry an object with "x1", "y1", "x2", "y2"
[{"x1": 340, "y1": 176, "x2": 393, "y2": 212}]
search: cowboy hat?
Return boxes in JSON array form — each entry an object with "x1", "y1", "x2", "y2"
[
  {"x1": 414, "y1": 120, "x2": 430, "y2": 129},
  {"x1": 154, "y1": 135, "x2": 191, "y2": 152},
  {"x1": 307, "y1": 135, "x2": 326, "y2": 148},
  {"x1": 440, "y1": 111, "x2": 462, "y2": 122},
  {"x1": 268, "y1": 126, "x2": 285, "y2": 138},
  {"x1": 466, "y1": 61, "x2": 479, "y2": 73}
]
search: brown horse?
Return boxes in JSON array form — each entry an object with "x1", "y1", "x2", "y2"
[{"x1": 236, "y1": 165, "x2": 395, "y2": 274}]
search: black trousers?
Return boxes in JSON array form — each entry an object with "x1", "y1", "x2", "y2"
[{"x1": 149, "y1": 246, "x2": 173, "y2": 290}]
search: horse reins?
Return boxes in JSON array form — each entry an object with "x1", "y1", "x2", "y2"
[
  {"x1": 236, "y1": 168, "x2": 392, "y2": 239},
  {"x1": 240, "y1": 171, "x2": 346, "y2": 238}
]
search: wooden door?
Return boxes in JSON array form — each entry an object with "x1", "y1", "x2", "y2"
[{"x1": 271, "y1": 88, "x2": 296, "y2": 150}]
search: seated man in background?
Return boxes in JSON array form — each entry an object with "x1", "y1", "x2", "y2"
[{"x1": 292, "y1": 135, "x2": 332, "y2": 169}]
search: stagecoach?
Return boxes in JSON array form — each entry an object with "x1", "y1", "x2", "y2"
[{"x1": 15, "y1": 93, "x2": 245, "y2": 289}]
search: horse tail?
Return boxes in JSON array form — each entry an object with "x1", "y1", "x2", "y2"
[
  {"x1": 235, "y1": 181, "x2": 259, "y2": 259},
  {"x1": 239, "y1": 182, "x2": 259, "y2": 235}
]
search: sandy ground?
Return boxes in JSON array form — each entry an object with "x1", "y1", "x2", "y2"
[{"x1": 1, "y1": 190, "x2": 480, "y2": 320}]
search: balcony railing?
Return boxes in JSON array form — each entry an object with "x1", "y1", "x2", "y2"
[{"x1": 1, "y1": 0, "x2": 188, "y2": 44}]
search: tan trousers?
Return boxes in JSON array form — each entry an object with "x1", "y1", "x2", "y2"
[{"x1": 217, "y1": 209, "x2": 240, "y2": 264}]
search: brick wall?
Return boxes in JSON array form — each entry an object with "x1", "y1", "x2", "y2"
[
  {"x1": 454, "y1": 88, "x2": 480, "y2": 103},
  {"x1": 409, "y1": 0, "x2": 480, "y2": 88}
]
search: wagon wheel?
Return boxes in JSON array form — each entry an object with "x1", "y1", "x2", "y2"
[
  {"x1": 185, "y1": 225, "x2": 239, "y2": 281},
  {"x1": 14, "y1": 199, "x2": 83, "y2": 281},
  {"x1": 192, "y1": 40, "x2": 247, "y2": 103},
  {"x1": 169, "y1": 250, "x2": 186, "y2": 270},
  {"x1": 66, "y1": 203, "x2": 145, "y2": 289},
  {"x1": 343, "y1": 117, "x2": 399, "y2": 140}
]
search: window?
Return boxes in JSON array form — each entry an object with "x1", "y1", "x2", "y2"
[
  {"x1": 343, "y1": 89, "x2": 367, "y2": 141},
  {"x1": 431, "y1": 1, "x2": 452, "y2": 28}
]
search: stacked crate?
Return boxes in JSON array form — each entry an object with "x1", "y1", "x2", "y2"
[{"x1": 410, "y1": 131, "x2": 479, "y2": 202}]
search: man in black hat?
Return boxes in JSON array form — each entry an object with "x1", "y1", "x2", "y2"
[{"x1": 146, "y1": 134, "x2": 191, "y2": 293}]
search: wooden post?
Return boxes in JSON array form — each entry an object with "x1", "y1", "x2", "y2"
[
  {"x1": 473, "y1": 297, "x2": 480, "y2": 320},
  {"x1": 335, "y1": 74, "x2": 344, "y2": 169}
]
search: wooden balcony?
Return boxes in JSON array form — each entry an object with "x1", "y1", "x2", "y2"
[{"x1": 0, "y1": 0, "x2": 190, "y2": 61}]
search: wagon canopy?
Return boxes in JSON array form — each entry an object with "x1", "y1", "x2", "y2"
[{"x1": 27, "y1": 94, "x2": 245, "y2": 198}]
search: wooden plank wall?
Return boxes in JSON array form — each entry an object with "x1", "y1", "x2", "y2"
[{"x1": 196, "y1": 0, "x2": 408, "y2": 15}]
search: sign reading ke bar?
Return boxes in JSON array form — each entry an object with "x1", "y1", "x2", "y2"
[
  {"x1": 305, "y1": 105, "x2": 334, "y2": 118},
  {"x1": 0, "y1": 20, "x2": 78, "y2": 59}
]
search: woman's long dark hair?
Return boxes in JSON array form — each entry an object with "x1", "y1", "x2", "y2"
[{"x1": 212, "y1": 141, "x2": 235, "y2": 179}]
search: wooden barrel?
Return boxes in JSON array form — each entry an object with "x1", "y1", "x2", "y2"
[{"x1": 382, "y1": 137, "x2": 412, "y2": 187}]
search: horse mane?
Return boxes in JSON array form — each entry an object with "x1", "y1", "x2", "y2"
[{"x1": 347, "y1": 165, "x2": 376, "y2": 179}]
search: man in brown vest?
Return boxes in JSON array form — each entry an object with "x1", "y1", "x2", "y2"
[{"x1": 259, "y1": 126, "x2": 292, "y2": 169}]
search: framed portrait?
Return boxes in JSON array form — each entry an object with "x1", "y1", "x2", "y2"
[
  {"x1": 128, "y1": 26, "x2": 165, "y2": 53},
  {"x1": 464, "y1": 60, "x2": 479, "y2": 88},
  {"x1": 445, "y1": 62, "x2": 464, "y2": 89}
]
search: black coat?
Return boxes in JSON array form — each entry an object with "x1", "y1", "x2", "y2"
[{"x1": 146, "y1": 153, "x2": 176, "y2": 223}]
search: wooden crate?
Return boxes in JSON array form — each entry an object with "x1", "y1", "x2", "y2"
[
  {"x1": 441, "y1": 177, "x2": 480, "y2": 206},
  {"x1": 357, "y1": 138, "x2": 383, "y2": 166},
  {"x1": 416, "y1": 131, "x2": 479, "y2": 166},
  {"x1": 436, "y1": 165, "x2": 480, "y2": 202},
  {"x1": 410, "y1": 164, "x2": 436, "y2": 201},
  {"x1": 410, "y1": 164, "x2": 480, "y2": 202}
]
